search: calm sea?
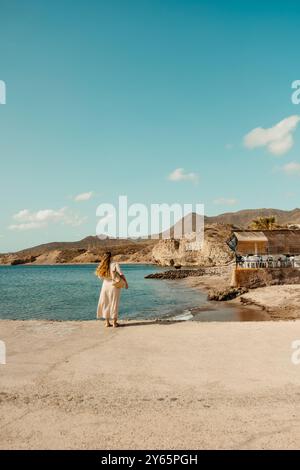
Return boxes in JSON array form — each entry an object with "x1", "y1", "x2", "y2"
[{"x1": 0, "y1": 264, "x2": 267, "y2": 321}]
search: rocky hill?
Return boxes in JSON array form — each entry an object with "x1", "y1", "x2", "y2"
[
  {"x1": 0, "y1": 237, "x2": 156, "y2": 265},
  {"x1": 2, "y1": 208, "x2": 300, "y2": 266},
  {"x1": 206, "y1": 208, "x2": 300, "y2": 228}
]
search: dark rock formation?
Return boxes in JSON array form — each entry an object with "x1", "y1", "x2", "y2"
[
  {"x1": 145, "y1": 269, "x2": 205, "y2": 280},
  {"x1": 207, "y1": 286, "x2": 248, "y2": 301},
  {"x1": 11, "y1": 256, "x2": 37, "y2": 266}
]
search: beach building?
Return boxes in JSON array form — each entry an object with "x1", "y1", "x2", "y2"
[
  {"x1": 228, "y1": 229, "x2": 300, "y2": 262},
  {"x1": 227, "y1": 229, "x2": 300, "y2": 287}
]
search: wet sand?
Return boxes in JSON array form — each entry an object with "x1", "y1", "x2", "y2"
[
  {"x1": 1, "y1": 319, "x2": 300, "y2": 449},
  {"x1": 190, "y1": 302, "x2": 269, "y2": 322},
  {"x1": 183, "y1": 275, "x2": 270, "y2": 322}
]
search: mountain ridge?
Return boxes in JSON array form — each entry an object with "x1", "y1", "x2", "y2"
[{"x1": 1, "y1": 208, "x2": 300, "y2": 264}]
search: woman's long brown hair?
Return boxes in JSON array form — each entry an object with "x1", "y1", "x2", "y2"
[{"x1": 95, "y1": 251, "x2": 112, "y2": 278}]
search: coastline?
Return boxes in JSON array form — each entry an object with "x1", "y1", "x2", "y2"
[
  {"x1": 1, "y1": 268, "x2": 300, "y2": 448},
  {"x1": 1, "y1": 318, "x2": 300, "y2": 449},
  {"x1": 0, "y1": 261, "x2": 156, "y2": 266},
  {"x1": 3, "y1": 262, "x2": 300, "y2": 321},
  {"x1": 185, "y1": 273, "x2": 300, "y2": 321}
]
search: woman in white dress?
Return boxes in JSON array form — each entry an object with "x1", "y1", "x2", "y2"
[{"x1": 95, "y1": 252, "x2": 128, "y2": 327}]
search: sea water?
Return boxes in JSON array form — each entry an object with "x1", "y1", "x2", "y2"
[{"x1": 0, "y1": 264, "x2": 266, "y2": 321}]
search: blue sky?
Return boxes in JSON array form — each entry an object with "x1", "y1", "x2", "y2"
[{"x1": 1, "y1": 0, "x2": 300, "y2": 251}]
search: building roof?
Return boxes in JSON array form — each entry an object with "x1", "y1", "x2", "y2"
[
  {"x1": 233, "y1": 231, "x2": 268, "y2": 242},
  {"x1": 229, "y1": 229, "x2": 300, "y2": 255}
]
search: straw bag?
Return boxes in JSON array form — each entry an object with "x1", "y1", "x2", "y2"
[{"x1": 111, "y1": 267, "x2": 126, "y2": 289}]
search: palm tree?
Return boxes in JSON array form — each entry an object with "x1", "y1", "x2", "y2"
[{"x1": 249, "y1": 216, "x2": 277, "y2": 230}]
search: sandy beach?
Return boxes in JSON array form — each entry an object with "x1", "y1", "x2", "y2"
[
  {"x1": 1, "y1": 319, "x2": 300, "y2": 449},
  {"x1": 238, "y1": 285, "x2": 300, "y2": 319}
]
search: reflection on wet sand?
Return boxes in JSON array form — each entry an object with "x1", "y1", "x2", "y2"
[{"x1": 190, "y1": 302, "x2": 269, "y2": 322}]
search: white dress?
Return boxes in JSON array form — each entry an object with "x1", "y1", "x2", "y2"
[{"x1": 97, "y1": 262, "x2": 123, "y2": 320}]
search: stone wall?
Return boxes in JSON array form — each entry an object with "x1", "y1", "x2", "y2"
[{"x1": 232, "y1": 267, "x2": 300, "y2": 288}]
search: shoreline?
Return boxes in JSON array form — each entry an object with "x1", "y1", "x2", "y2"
[
  {"x1": 182, "y1": 274, "x2": 270, "y2": 321},
  {"x1": 2, "y1": 262, "x2": 300, "y2": 322},
  {"x1": 185, "y1": 273, "x2": 300, "y2": 321},
  {"x1": 0, "y1": 261, "x2": 157, "y2": 266}
]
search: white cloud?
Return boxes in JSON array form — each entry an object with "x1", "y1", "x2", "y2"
[
  {"x1": 244, "y1": 115, "x2": 300, "y2": 156},
  {"x1": 281, "y1": 161, "x2": 300, "y2": 176},
  {"x1": 8, "y1": 208, "x2": 86, "y2": 231},
  {"x1": 74, "y1": 191, "x2": 93, "y2": 202},
  {"x1": 213, "y1": 197, "x2": 238, "y2": 206},
  {"x1": 13, "y1": 208, "x2": 66, "y2": 223},
  {"x1": 8, "y1": 222, "x2": 47, "y2": 231},
  {"x1": 168, "y1": 168, "x2": 198, "y2": 183}
]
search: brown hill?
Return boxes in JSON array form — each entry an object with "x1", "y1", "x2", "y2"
[
  {"x1": 2, "y1": 208, "x2": 300, "y2": 265},
  {"x1": 159, "y1": 208, "x2": 300, "y2": 238},
  {"x1": 205, "y1": 208, "x2": 300, "y2": 228},
  {"x1": 0, "y1": 237, "x2": 156, "y2": 265},
  {"x1": 6, "y1": 236, "x2": 153, "y2": 255}
]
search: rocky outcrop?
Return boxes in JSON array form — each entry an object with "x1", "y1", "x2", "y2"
[
  {"x1": 152, "y1": 224, "x2": 234, "y2": 267},
  {"x1": 233, "y1": 267, "x2": 300, "y2": 289},
  {"x1": 65, "y1": 250, "x2": 101, "y2": 264},
  {"x1": 145, "y1": 269, "x2": 205, "y2": 279},
  {"x1": 10, "y1": 256, "x2": 37, "y2": 265},
  {"x1": 114, "y1": 244, "x2": 155, "y2": 264},
  {"x1": 207, "y1": 286, "x2": 248, "y2": 301}
]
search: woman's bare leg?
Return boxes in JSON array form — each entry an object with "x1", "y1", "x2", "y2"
[{"x1": 105, "y1": 315, "x2": 111, "y2": 327}]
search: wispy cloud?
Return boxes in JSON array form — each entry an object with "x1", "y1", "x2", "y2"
[
  {"x1": 213, "y1": 197, "x2": 238, "y2": 206},
  {"x1": 244, "y1": 115, "x2": 300, "y2": 156},
  {"x1": 168, "y1": 168, "x2": 198, "y2": 183},
  {"x1": 281, "y1": 161, "x2": 300, "y2": 176},
  {"x1": 74, "y1": 191, "x2": 93, "y2": 202},
  {"x1": 8, "y1": 208, "x2": 86, "y2": 231}
]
